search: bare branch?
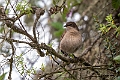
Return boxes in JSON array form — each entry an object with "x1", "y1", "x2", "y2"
[
  {"x1": 33, "y1": 8, "x2": 45, "y2": 42},
  {"x1": 8, "y1": 40, "x2": 15, "y2": 80},
  {"x1": 5, "y1": 20, "x2": 36, "y2": 42},
  {"x1": 38, "y1": 65, "x2": 108, "y2": 79},
  {"x1": 51, "y1": 56, "x2": 77, "y2": 80}
]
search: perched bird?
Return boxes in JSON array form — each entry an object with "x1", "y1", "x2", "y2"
[{"x1": 60, "y1": 22, "x2": 82, "y2": 57}]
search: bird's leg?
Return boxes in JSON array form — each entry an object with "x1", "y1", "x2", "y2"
[{"x1": 61, "y1": 50, "x2": 68, "y2": 56}]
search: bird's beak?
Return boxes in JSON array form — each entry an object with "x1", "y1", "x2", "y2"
[{"x1": 64, "y1": 25, "x2": 67, "y2": 27}]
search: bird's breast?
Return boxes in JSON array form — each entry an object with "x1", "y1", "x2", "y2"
[{"x1": 60, "y1": 31, "x2": 82, "y2": 53}]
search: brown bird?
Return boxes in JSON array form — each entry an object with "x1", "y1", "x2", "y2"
[{"x1": 60, "y1": 22, "x2": 82, "y2": 57}]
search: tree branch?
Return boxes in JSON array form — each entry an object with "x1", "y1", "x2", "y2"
[
  {"x1": 39, "y1": 43, "x2": 101, "y2": 75},
  {"x1": 33, "y1": 8, "x2": 45, "y2": 42},
  {"x1": 8, "y1": 40, "x2": 15, "y2": 80},
  {"x1": 38, "y1": 65, "x2": 108, "y2": 79},
  {"x1": 5, "y1": 20, "x2": 36, "y2": 42}
]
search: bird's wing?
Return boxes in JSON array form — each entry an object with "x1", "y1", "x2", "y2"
[
  {"x1": 60, "y1": 29, "x2": 67, "y2": 41},
  {"x1": 58, "y1": 29, "x2": 66, "y2": 52}
]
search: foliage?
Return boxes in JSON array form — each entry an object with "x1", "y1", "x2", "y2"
[
  {"x1": 0, "y1": 73, "x2": 7, "y2": 80},
  {"x1": 16, "y1": 0, "x2": 32, "y2": 15},
  {"x1": 99, "y1": 14, "x2": 115, "y2": 33},
  {"x1": 0, "y1": 0, "x2": 120, "y2": 80},
  {"x1": 51, "y1": 22, "x2": 64, "y2": 37},
  {"x1": 114, "y1": 76, "x2": 120, "y2": 80},
  {"x1": 15, "y1": 54, "x2": 27, "y2": 75},
  {"x1": 40, "y1": 63, "x2": 45, "y2": 71},
  {"x1": 99, "y1": 14, "x2": 120, "y2": 37},
  {"x1": 15, "y1": 54, "x2": 36, "y2": 76},
  {"x1": 0, "y1": 26, "x2": 4, "y2": 33},
  {"x1": 98, "y1": 13, "x2": 120, "y2": 79},
  {"x1": 114, "y1": 55, "x2": 120, "y2": 63},
  {"x1": 62, "y1": 0, "x2": 82, "y2": 21},
  {"x1": 112, "y1": 0, "x2": 120, "y2": 9}
]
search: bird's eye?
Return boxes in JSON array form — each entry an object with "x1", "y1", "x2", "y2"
[{"x1": 68, "y1": 23, "x2": 72, "y2": 26}]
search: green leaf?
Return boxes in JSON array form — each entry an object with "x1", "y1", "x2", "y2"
[
  {"x1": 117, "y1": 67, "x2": 120, "y2": 72},
  {"x1": 118, "y1": 13, "x2": 120, "y2": 17},
  {"x1": 114, "y1": 76, "x2": 120, "y2": 80},
  {"x1": 105, "y1": 14, "x2": 113, "y2": 23},
  {"x1": 76, "y1": 0, "x2": 82, "y2": 3},
  {"x1": 16, "y1": 0, "x2": 32, "y2": 15},
  {"x1": 51, "y1": 22, "x2": 64, "y2": 37},
  {"x1": 0, "y1": 27, "x2": 4, "y2": 33},
  {"x1": 116, "y1": 26, "x2": 120, "y2": 37},
  {"x1": 54, "y1": 29, "x2": 64, "y2": 37},
  {"x1": 113, "y1": 55, "x2": 120, "y2": 63},
  {"x1": 5, "y1": 9, "x2": 9, "y2": 14},
  {"x1": 0, "y1": 73, "x2": 7, "y2": 80},
  {"x1": 64, "y1": 78, "x2": 71, "y2": 80},
  {"x1": 53, "y1": 0, "x2": 56, "y2": 5},
  {"x1": 41, "y1": 63, "x2": 45, "y2": 71},
  {"x1": 112, "y1": 0, "x2": 120, "y2": 9},
  {"x1": 52, "y1": 0, "x2": 59, "y2": 5},
  {"x1": 51, "y1": 22, "x2": 63, "y2": 30},
  {"x1": 62, "y1": 7, "x2": 68, "y2": 21},
  {"x1": 48, "y1": 43, "x2": 53, "y2": 47},
  {"x1": 99, "y1": 24, "x2": 108, "y2": 33}
]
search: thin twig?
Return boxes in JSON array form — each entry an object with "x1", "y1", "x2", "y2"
[
  {"x1": 38, "y1": 65, "x2": 109, "y2": 79},
  {"x1": 8, "y1": 41, "x2": 15, "y2": 80},
  {"x1": 9, "y1": 2, "x2": 27, "y2": 32},
  {"x1": 51, "y1": 55, "x2": 77, "y2": 80},
  {"x1": 33, "y1": 8, "x2": 45, "y2": 42},
  {"x1": 5, "y1": 20, "x2": 36, "y2": 42}
]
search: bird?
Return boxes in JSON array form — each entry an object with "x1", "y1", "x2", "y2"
[{"x1": 60, "y1": 22, "x2": 82, "y2": 57}]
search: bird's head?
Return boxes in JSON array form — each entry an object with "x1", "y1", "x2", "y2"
[{"x1": 64, "y1": 22, "x2": 79, "y2": 31}]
